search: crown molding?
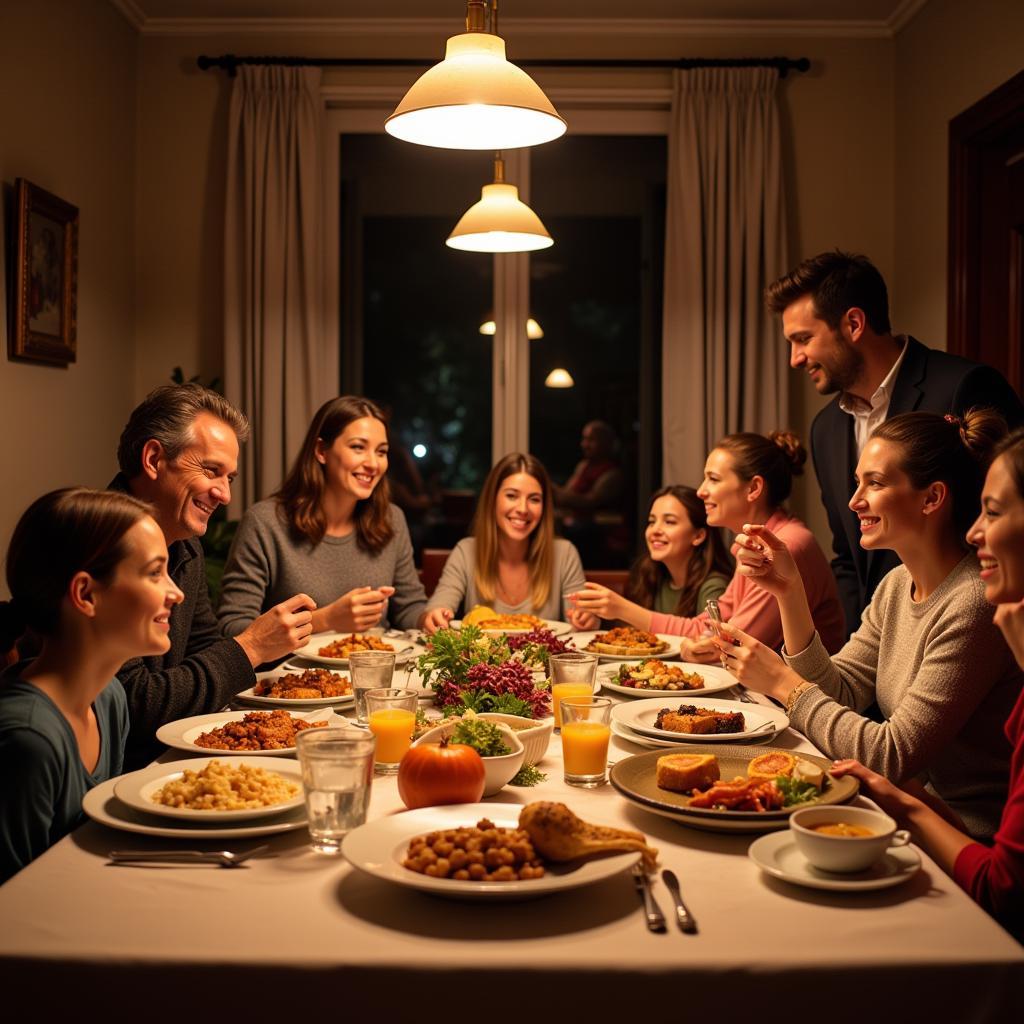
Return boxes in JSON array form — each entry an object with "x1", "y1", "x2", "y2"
[{"x1": 123, "y1": 14, "x2": 910, "y2": 40}]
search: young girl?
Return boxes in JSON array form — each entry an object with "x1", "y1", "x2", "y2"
[
  {"x1": 218, "y1": 396, "x2": 427, "y2": 636},
  {"x1": 720, "y1": 411, "x2": 1020, "y2": 840},
  {"x1": 831, "y1": 428, "x2": 1024, "y2": 942},
  {"x1": 567, "y1": 485, "x2": 731, "y2": 625},
  {"x1": 421, "y1": 453, "x2": 599, "y2": 633},
  {"x1": 0, "y1": 488, "x2": 183, "y2": 881},
  {"x1": 572, "y1": 431, "x2": 845, "y2": 659}
]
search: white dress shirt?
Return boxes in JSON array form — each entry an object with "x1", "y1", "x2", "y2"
[{"x1": 838, "y1": 337, "x2": 909, "y2": 456}]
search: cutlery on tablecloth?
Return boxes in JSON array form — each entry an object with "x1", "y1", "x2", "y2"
[
  {"x1": 107, "y1": 845, "x2": 270, "y2": 868},
  {"x1": 631, "y1": 864, "x2": 666, "y2": 933},
  {"x1": 661, "y1": 869, "x2": 698, "y2": 933}
]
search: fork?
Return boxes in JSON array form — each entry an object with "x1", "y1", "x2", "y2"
[
  {"x1": 631, "y1": 864, "x2": 667, "y2": 932},
  {"x1": 107, "y1": 845, "x2": 269, "y2": 868}
]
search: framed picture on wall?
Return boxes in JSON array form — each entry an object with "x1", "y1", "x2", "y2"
[{"x1": 9, "y1": 178, "x2": 78, "y2": 366}]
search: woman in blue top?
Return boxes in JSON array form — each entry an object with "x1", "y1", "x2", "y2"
[{"x1": 0, "y1": 488, "x2": 183, "y2": 882}]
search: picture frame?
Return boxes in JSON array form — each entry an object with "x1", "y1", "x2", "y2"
[{"x1": 9, "y1": 178, "x2": 78, "y2": 366}]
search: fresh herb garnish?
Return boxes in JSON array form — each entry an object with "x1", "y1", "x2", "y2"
[
  {"x1": 449, "y1": 718, "x2": 512, "y2": 758},
  {"x1": 510, "y1": 764, "x2": 547, "y2": 787},
  {"x1": 776, "y1": 775, "x2": 819, "y2": 807}
]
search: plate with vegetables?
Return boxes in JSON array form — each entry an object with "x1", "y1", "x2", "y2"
[
  {"x1": 599, "y1": 659, "x2": 737, "y2": 699},
  {"x1": 609, "y1": 745, "x2": 858, "y2": 834}
]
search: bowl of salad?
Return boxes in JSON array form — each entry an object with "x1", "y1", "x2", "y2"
[{"x1": 412, "y1": 714, "x2": 526, "y2": 796}]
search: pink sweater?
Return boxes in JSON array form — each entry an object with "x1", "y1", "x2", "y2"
[
  {"x1": 953, "y1": 684, "x2": 1024, "y2": 943},
  {"x1": 649, "y1": 510, "x2": 845, "y2": 654}
]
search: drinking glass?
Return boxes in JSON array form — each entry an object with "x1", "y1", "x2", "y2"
[
  {"x1": 560, "y1": 697, "x2": 612, "y2": 788},
  {"x1": 295, "y1": 728, "x2": 376, "y2": 854},
  {"x1": 365, "y1": 687, "x2": 418, "y2": 774},
  {"x1": 548, "y1": 651, "x2": 599, "y2": 729},
  {"x1": 349, "y1": 650, "x2": 397, "y2": 725}
]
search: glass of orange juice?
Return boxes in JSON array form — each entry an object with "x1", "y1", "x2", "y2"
[
  {"x1": 365, "y1": 688, "x2": 418, "y2": 774},
  {"x1": 548, "y1": 652, "x2": 599, "y2": 730},
  {"x1": 560, "y1": 697, "x2": 612, "y2": 787}
]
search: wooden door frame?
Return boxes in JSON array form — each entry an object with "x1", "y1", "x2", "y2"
[{"x1": 947, "y1": 69, "x2": 1024, "y2": 392}]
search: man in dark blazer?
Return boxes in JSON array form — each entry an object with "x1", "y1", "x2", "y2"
[
  {"x1": 767, "y1": 251, "x2": 1024, "y2": 637},
  {"x1": 111, "y1": 384, "x2": 316, "y2": 768}
]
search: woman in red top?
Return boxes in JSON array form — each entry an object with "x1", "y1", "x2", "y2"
[{"x1": 833, "y1": 427, "x2": 1024, "y2": 942}]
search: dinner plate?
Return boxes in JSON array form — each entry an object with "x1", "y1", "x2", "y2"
[
  {"x1": 113, "y1": 756, "x2": 305, "y2": 822},
  {"x1": 609, "y1": 746, "x2": 858, "y2": 828},
  {"x1": 156, "y1": 708, "x2": 344, "y2": 756},
  {"x1": 611, "y1": 696, "x2": 788, "y2": 743},
  {"x1": 599, "y1": 660, "x2": 738, "y2": 699},
  {"x1": 293, "y1": 631, "x2": 423, "y2": 668},
  {"x1": 451, "y1": 618, "x2": 573, "y2": 638},
  {"x1": 236, "y1": 663, "x2": 356, "y2": 708},
  {"x1": 569, "y1": 632, "x2": 682, "y2": 662},
  {"x1": 748, "y1": 831, "x2": 921, "y2": 891},
  {"x1": 82, "y1": 776, "x2": 308, "y2": 839},
  {"x1": 342, "y1": 802, "x2": 640, "y2": 901}
]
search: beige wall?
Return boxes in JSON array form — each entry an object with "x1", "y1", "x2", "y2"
[
  {"x1": 893, "y1": 0, "x2": 1024, "y2": 346},
  {"x1": 0, "y1": 0, "x2": 137, "y2": 592}
]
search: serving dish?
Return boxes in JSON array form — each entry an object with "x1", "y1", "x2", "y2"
[
  {"x1": 598, "y1": 660, "x2": 737, "y2": 699},
  {"x1": 342, "y1": 802, "x2": 639, "y2": 900},
  {"x1": 569, "y1": 631, "x2": 682, "y2": 662},
  {"x1": 450, "y1": 618, "x2": 573, "y2": 638},
  {"x1": 611, "y1": 696, "x2": 788, "y2": 743}
]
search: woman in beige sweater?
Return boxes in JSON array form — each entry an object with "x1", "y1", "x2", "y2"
[{"x1": 718, "y1": 410, "x2": 1021, "y2": 839}]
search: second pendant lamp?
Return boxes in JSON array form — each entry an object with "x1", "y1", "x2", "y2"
[{"x1": 447, "y1": 153, "x2": 553, "y2": 253}]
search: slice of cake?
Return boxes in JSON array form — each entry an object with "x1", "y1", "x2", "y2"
[{"x1": 656, "y1": 753, "x2": 720, "y2": 793}]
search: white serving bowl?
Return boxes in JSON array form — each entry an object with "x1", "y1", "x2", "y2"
[
  {"x1": 411, "y1": 721, "x2": 526, "y2": 796},
  {"x1": 790, "y1": 805, "x2": 910, "y2": 873},
  {"x1": 476, "y1": 712, "x2": 553, "y2": 766}
]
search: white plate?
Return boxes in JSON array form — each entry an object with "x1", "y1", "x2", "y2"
[
  {"x1": 599, "y1": 660, "x2": 738, "y2": 699},
  {"x1": 293, "y1": 631, "x2": 423, "y2": 668},
  {"x1": 236, "y1": 663, "x2": 356, "y2": 708},
  {"x1": 569, "y1": 632, "x2": 682, "y2": 662},
  {"x1": 451, "y1": 619, "x2": 573, "y2": 638},
  {"x1": 113, "y1": 756, "x2": 305, "y2": 822},
  {"x1": 611, "y1": 696, "x2": 788, "y2": 743},
  {"x1": 82, "y1": 776, "x2": 308, "y2": 839},
  {"x1": 748, "y1": 831, "x2": 922, "y2": 891},
  {"x1": 342, "y1": 802, "x2": 640, "y2": 901},
  {"x1": 156, "y1": 709, "x2": 344, "y2": 756}
]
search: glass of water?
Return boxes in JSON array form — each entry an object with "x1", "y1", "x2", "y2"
[
  {"x1": 295, "y1": 727, "x2": 376, "y2": 855},
  {"x1": 349, "y1": 650, "x2": 397, "y2": 725}
]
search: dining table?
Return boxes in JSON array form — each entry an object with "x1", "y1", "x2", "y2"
[{"x1": 0, "y1": 661, "x2": 1021, "y2": 1023}]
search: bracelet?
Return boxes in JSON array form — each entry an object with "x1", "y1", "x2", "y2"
[{"x1": 785, "y1": 680, "x2": 815, "y2": 714}]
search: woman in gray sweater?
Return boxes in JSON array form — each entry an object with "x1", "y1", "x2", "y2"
[
  {"x1": 218, "y1": 397, "x2": 427, "y2": 635},
  {"x1": 717, "y1": 410, "x2": 1021, "y2": 839}
]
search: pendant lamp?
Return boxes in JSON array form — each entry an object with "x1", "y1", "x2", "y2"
[
  {"x1": 479, "y1": 317, "x2": 544, "y2": 339},
  {"x1": 544, "y1": 368, "x2": 574, "y2": 388},
  {"x1": 385, "y1": 1, "x2": 566, "y2": 151},
  {"x1": 447, "y1": 154, "x2": 553, "y2": 253}
]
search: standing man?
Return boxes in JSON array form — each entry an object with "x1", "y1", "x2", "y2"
[
  {"x1": 112, "y1": 384, "x2": 315, "y2": 767},
  {"x1": 766, "y1": 251, "x2": 1024, "y2": 636}
]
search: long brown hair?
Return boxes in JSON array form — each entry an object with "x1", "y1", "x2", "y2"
[
  {"x1": 473, "y1": 453, "x2": 555, "y2": 611},
  {"x1": 1, "y1": 488, "x2": 153, "y2": 653},
  {"x1": 626, "y1": 486, "x2": 734, "y2": 616},
  {"x1": 716, "y1": 430, "x2": 807, "y2": 509},
  {"x1": 274, "y1": 396, "x2": 394, "y2": 552}
]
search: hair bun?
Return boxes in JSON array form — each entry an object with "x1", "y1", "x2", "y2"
[
  {"x1": 769, "y1": 430, "x2": 807, "y2": 476},
  {"x1": 958, "y1": 408, "x2": 1008, "y2": 464}
]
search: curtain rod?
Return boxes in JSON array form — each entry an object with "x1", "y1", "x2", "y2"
[{"x1": 196, "y1": 55, "x2": 810, "y2": 78}]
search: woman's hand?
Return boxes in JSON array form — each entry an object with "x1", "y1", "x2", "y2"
[
  {"x1": 567, "y1": 582, "x2": 624, "y2": 622},
  {"x1": 322, "y1": 586, "x2": 394, "y2": 632},
  {"x1": 734, "y1": 524, "x2": 802, "y2": 599},
  {"x1": 995, "y1": 599, "x2": 1024, "y2": 669},
  {"x1": 679, "y1": 634, "x2": 724, "y2": 664},
  {"x1": 419, "y1": 606, "x2": 454, "y2": 634},
  {"x1": 711, "y1": 620, "x2": 800, "y2": 699},
  {"x1": 829, "y1": 760, "x2": 921, "y2": 824},
  {"x1": 567, "y1": 607, "x2": 600, "y2": 631}
]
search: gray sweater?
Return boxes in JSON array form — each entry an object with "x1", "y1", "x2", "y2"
[
  {"x1": 425, "y1": 537, "x2": 586, "y2": 621},
  {"x1": 217, "y1": 500, "x2": 427, "y2": 633},
  {"x1": 785, "y1": 554, "x2": 1020, "y2": 839}
]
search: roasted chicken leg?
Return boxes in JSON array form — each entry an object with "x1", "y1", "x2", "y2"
[{"x1": 518, "y1": 802, "x2": 659, "y2": 870}]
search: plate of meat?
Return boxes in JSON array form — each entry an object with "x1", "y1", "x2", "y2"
[
  {"x1": 293, "y1": 631, "x2": 423, "y2": 668},
  {"x1": 236, "y1": 666, "x2": 356, "y2": 707},
  {"x1": 156, "y1": 708, "x2": 342, "y2": 755},
  {"x1": 611, "y1": 696, "x2": 788, "y2": 743}
]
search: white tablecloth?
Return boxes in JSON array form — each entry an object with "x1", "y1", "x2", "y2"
[{"x1": 1, "y1": 687, "x2": 1021, "y2": 1022}]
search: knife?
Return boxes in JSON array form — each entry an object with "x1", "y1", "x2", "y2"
[
  {"x1": 631, "y1": 864, "x2": 666, "y2": 932},
  {"x1": 662, "y1": 868, "x2": 698, "y2": 933}
]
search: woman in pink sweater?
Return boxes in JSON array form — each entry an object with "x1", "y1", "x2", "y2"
[
  {"x1": 830, "y1": 428, "x2": 1024, "y2": 942},
  {"x1": 571, "y1": 431, "x2": 845, "y2": 660}
]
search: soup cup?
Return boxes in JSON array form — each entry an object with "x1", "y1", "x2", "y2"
[{"x1": 790, "y1": 805, "x2": 910, "y2": 873}]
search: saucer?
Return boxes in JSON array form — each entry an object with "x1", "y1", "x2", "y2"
[{"x1": 748, "y1": 830, "x2": 922, "y2": 891}]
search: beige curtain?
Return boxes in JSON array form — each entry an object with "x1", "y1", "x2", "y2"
[
  {"x1": 661, "y1": 67, "x2": 789, "y2": 485},
  {"x1": 224, "y1": 66, "x2": 331, "y2": 511}
]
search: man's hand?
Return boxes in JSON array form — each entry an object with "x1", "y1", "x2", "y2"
[{"x1": 235, "y1": 593, "x2": 316, "y2": 667}]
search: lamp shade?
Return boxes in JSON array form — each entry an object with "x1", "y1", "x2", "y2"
[
  {"x1": 447, "y1": 181, "x2": 553, "y2": 252},
  {"x1": 478, "y1": 317, "x2": 544, "y2": 338},
  {"x1": 544, "y1": 368, "x2": 574, "y2": 388},
  {"x1": 385, "y1": 32, "x2": 566, "y2": 150}
]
